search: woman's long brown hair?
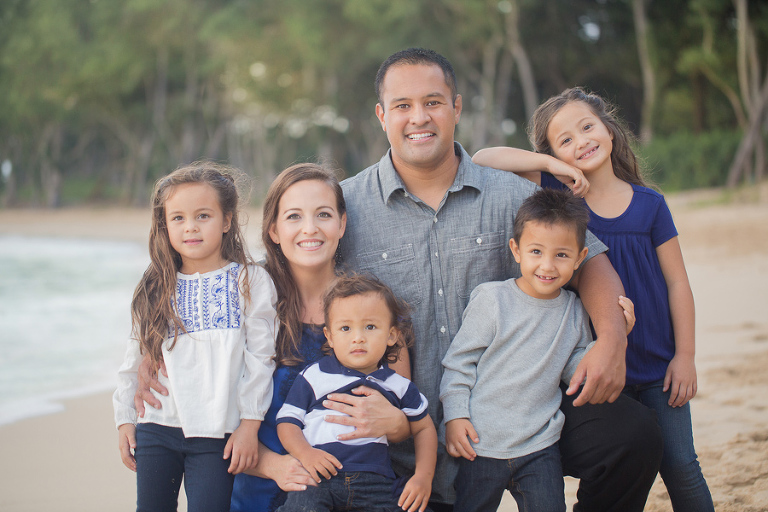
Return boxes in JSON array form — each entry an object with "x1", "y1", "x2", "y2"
[
  {"x1": 131, "y1": 161, "x2": 253, "y2": 369},
  {"x1": 261, "y1": 163, "x2": 346, "y2": 367}
]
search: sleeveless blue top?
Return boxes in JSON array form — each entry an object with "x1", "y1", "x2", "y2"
[
  {"x1": 541, "y1": 173, "x2": 678, "y2": 385},
  {"x1": 230, "y1": 324, "x2": 327, "y2": 512}
]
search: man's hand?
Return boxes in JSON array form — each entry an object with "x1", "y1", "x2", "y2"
[
  {"x1": 322, "y1": 386, "x2": 409, "y2": 442},
  {"x1": 566, "y1": 336, "x2": 626, "y2": 406},
  {"x1": 133, "y1": 355, "x2": 168, "y2": 417}
]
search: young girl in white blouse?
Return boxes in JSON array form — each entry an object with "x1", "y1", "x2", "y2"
[{"x1": 113, "y1": 162, "x2": 277, "y2": 512}]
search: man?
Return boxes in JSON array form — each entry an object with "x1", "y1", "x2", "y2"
[{"x1": 337, "y1": 48, "x2": 662, "y2": 511}]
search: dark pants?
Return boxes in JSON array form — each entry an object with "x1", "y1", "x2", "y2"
[
  {"x1": 559, "y1": 384, "x2": 663, "y2": 512},
  {"x1": 454, "y1": 444, "x2": 566, "y2": 512},
  {"x1": 276, "y1": 471, "x2": 402, "y2": 512},
  {"x1": 429, "y1": 386, "x2": 663, "y2": 512},
  {"x1": 135, "y1": 423, "x2": 234, "y2": 512}
]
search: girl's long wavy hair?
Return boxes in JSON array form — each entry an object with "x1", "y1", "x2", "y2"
[
  {"x1": 131, "y1": 161, "x2": 253, "y2": 369},
  {"x1": 322, "y1": 273, "x2": 414, "y2": 366},
  {"x1": 528, "y1": 87, "x2": 648, "y2": 187},
  {"x1": 261, "y1": 163, "x2": 346, "y2": 367}
]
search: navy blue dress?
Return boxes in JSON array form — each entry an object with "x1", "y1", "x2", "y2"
[
  {"x1": 231, "y1": 325, "x2": 326, "y2": 512},
  {"x1": 541, "y1": 173, "x2": 678, "y2": 385}
]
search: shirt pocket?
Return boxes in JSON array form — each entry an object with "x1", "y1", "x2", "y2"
[
  {"x1": 450, "y1": 230, "x2": 508, "y2": 299},
  {"x1": 355, "y1": 244, "x2": 423, "y2": 306}
]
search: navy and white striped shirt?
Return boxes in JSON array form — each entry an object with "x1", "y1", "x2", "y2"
[{"x1": 276, "y1": 354, "x2": 428, "y2": 478}]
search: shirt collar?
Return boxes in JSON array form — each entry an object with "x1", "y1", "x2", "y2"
[
  {"x1": 319, "y1": 353, "x2": 394, "y2": 380},
  {"x1": 378, "y1": 142, "x2": 484, "y2": 203}
]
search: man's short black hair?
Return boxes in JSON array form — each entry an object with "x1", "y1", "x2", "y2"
[
  {"x1": 374, "y1": 47, "x2": 458, "y2": 106},
  {"x1": 513, "y1": 189, "x2": 590, "y2": 250}
]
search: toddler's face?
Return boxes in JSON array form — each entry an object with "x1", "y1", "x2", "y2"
[
  {"x1": 323, "y1": 292, "x2": 397, "y2": 375},
  {"x1": 509, "y1": 220, "x2": 588, "y2": 300}
]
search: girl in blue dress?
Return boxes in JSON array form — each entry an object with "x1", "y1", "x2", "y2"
[{"x1": 473, "y1": 87, "x2": 714, "y2": 512}]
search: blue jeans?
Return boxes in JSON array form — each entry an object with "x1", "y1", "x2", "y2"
[
  {"x1": 135, "y1": 423, "x2": 234, "y2": 512},
  {"x1": 454, "y1": 444, "x2": 565, "y2": 512},
  {"x1": 277, "y1": 471, "x2": 402, "y2": 512},
  {"x1": 623, "y1": 379, "x2": 714, "y2": 512}
]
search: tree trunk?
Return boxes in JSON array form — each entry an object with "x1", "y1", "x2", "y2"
[
  {"x1": 726, "y1": 68, "x2": 768, "y2": 187},
  {"x1": 633, "y1": 0, "x2": 656, "y2": 143},
  {"x1": 505, "y1": 0, "x2": 538, "y2": 122}
]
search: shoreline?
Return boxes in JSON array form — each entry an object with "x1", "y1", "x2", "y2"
[{"x1": 1, "y1": 187, "x2": 767, "y2": 511}]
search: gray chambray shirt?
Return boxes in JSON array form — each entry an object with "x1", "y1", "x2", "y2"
[{"x1": 339, "y1": 142, "x2": 606, "y2": 502}]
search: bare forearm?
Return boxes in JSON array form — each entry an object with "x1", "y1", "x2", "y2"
[
  {"x1": 473, "y1": 147, "x2": 546, "y2": 179},
  {"x1": 412, "y1": 419, "x2": 437, "y2": 479},
  {"x1": 669, "y1": 281, "x2": 696, "y2": 357},
  {"x1": 576, "y1": 254, "x2": 627, "y2": 349},
  {"x1": 277, "y1": 423, "x2": 312, "y2": 459}
]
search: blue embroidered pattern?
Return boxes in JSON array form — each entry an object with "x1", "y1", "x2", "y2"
[{"x1": 171, "y1": 264, "x2": 242, "y2": 336}]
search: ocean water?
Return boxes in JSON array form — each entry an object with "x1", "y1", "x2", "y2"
[{"x1": 0, "y1": 235, "x2": 149, "y2": 425}]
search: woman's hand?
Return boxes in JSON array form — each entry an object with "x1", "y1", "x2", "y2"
[
  {"x1": 133, "y1": 355, "x2": 168, "y2": 417},
  {"x1": 244, "y1": 444, "x2": 317, "y2": 492},
  {"x1": 322, "y1": 386, "x2": 410, "y2": 442}
]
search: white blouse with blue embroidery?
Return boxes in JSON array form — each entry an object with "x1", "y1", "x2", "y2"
[{"x1": 113, "y1": 262, "x2": 277, "y2": 438}]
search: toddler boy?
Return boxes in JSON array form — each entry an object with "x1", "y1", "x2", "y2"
[{"x1": 276, "y1": 274, "x2": 437, "y2": 512}]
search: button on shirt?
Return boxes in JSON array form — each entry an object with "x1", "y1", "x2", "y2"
[{"x1": 339, "y1": 143, "x2": 607, "y2": 501}]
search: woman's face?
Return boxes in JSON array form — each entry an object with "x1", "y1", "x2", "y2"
[{"x1": 268, "y1": 179, "x2": 346, "y2": 274}]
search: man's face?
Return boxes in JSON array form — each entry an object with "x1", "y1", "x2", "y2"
[{"x1": 375, "y1": 63, "x2": 462, "y2": 172}]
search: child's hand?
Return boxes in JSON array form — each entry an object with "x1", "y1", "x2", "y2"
[
  {"x1": 224, "y1": 419, "x2": 261, "y2": 474},
  {"x1": 664, "y1": 354, "x2": 697, "y2": 407},
  {"x1": 117, "y1": 423, "x2": 137, "y2": 471},
  {"x1": 296, "y1": 447, "x2": 343, "y2": 483},
  {"x1": 548, "y1": 159, "x2": 590, "y2": 197},
  {"x1": 619, "y1": 295, "x2": 635, "y2": 335},
  {"x1": 398, "y1": 472, "x2": 432, "y2": 512},
  {"x1": 445, "y1": 418, "x2": 478, "y2": 461}
]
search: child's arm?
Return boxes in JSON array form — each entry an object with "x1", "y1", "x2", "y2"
[
  {"x1": 398, "y1": 416, "x2": 437, "y2": 512},
  {"x1": 472, "y1": 146, "x2": 589, "y2": 197},
  {"x1": 223, "y1": 419, "x2": 261, "y2": 474},
  {"x1": 276, "y1": 422, "x2": 343, "y2": 483},
  {"x1": 656, "y1": 236, "x2": 697, "y2": 407},
  {"x1": 117, "y1": 423, "x2": 137, "y2": 471},
  {"x1": 444, "y1": 418, "x2": 479, "y2": 461}
]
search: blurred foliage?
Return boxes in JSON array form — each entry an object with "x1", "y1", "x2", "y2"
[
  {"x1": 0, "y1": 0, "x2": 766, "y2": 207},
  {"x1": 639, "y1": 129, "x2": 744, "y2": 190}
]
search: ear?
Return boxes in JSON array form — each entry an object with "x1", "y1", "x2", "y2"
[
  {"x1": 453, "y1": 94, "x2": 463, "y2": 124},
  {"x1": 387, "y1": 326, "x2": 398, "y2": 347},
  {"x1": 509, "y1": 238, "x2": 522, "y2": 264},
  {"x1": 375, "y1": 103, "x2": 386, "y2": 131},
  {"x1": 323, "y1": 326, "x2": 334, "y2": 349},
  {"x1": 338, "y1": 212, "x2": 347, "y2": 238},
  {"x1": 268, "y1": 222, "x2": 279, "y2": 245},
  {"x1": 574, "y1": 247, "x2": 589, "y2": 270},
  {"x1": 223, "y1": 212, "x2": 233, "y2": 234}
]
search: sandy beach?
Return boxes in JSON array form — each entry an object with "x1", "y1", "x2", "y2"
[{"x1": 1, "y1": 185, "x2": 767, "y2": 511}]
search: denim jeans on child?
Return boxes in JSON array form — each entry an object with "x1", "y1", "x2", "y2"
[
  {"x1": 453, "y1": 443, "x2": 565, "y2": 512},
  {"x1": 276, "y1": 470, "x2": 404, "y2": 512},
  {"x1": 623, "y1": 379, "x2": 714, "y2": 512},
  {"x1": 135, "y1": 423, "x2": 234, "y2": 512}
]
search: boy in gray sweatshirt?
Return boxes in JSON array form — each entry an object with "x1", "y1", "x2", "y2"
[{"x1": 440, "y1": 189, "x2": 629, "y2": 512}]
